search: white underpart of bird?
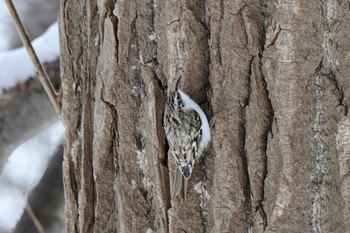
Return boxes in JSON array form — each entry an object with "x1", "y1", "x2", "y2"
[{"x1": 177, "y1": 89, "x2": 211, "y2": 157}]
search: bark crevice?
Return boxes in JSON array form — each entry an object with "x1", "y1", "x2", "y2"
[{"x1": 242, "y1": 58, "x2": 253, "y2": 232}]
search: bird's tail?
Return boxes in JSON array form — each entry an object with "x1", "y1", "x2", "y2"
[{"x1": 172, "y1": 168, "x2": 188, "y2": 202}]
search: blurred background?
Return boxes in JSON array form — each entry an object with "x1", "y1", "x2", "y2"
[{"x1": 0, "y1": 1, "x2": 64, "y2": 232}]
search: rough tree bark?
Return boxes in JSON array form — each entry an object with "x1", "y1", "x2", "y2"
[{"x1": 59, "y1": 0, "x2": 350, "y2": 232}]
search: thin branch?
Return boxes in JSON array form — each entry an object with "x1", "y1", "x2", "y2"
[
  {"x1": 4, "y1": 0, "x2": 61, "y2": 115},
  {"x1": 25, "y1": 198, "x2": 46, "y2": 233}
]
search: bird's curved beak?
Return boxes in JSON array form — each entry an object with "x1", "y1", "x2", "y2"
[{"x1": 175, "y1": 76, "x2": 182, "y2": 90}]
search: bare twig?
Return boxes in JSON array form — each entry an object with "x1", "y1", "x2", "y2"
[
  {"x1": 25, "y1": 198, "x2": 46, "y2": 233},
  {"x1": 4, "y1": 0, "x2": 61, "y2": 115}
]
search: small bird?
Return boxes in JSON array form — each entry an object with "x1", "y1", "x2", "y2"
[{"x1": 163, "y1": 77, "x2": 211, "y2": 200}]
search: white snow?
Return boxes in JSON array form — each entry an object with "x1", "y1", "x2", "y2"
[
  {"x1": 1, "y1": 122, "x2": 64, "y2": 188},
  {"x1": 0, "y1": 22, "x2": 59, "y2": 93},
  {"x1": 0, "y1": 121, "x2": 64, "y2": 232},
  {"x1": 0, "y1": 4, "x2": 61, "y2": 232},
  {"x1": 0, "y1": 0, "x2": 59, "y2": 52}
]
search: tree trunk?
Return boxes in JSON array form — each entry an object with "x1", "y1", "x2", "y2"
[{"x1": 59, "y1": 0, "x2": 350, "y2": 232}]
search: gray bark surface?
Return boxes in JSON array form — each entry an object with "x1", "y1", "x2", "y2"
[{"x1": 60, "y1": 0, "x2": 350, "y2": 232}]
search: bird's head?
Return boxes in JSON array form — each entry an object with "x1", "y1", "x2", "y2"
[{"x1": 169, "y1": 76, "x2": 184, "y2": 108}]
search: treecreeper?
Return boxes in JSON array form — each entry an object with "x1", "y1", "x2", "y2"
[{"x1": 163, "y1": 77, "x2": 211, "y2": 201}]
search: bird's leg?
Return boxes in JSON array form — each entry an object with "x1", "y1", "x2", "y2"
[{"x1": 209, "y1": 104, "x2": 225, "y2": 133}]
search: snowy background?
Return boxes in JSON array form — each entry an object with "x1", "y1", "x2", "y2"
[
  {"x1": 0, "y1": 22, "x2": 59, "y2": 92},
  {"x1": 0, "y1": 1, "x2": 62, "y2": 232}
]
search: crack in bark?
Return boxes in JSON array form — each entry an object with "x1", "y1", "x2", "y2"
[
  {"x1": 217, "y1": 0, "x2": 224, "y2": 66},
  {"x1": 100, "y1": 0, "x2": 119, "y2": 61},
  {"x1": 325, "y1": 70, "x2": 348, "y2": 116},
  {"x1": 258, "y1": 0, "x2": 275, "y2": 230},
  {"x1": 80, "y1": 80, "x2": 96, "y2": 233},
  {"x1": 63, "y1": 1, "x2": 98, "y2": 232},
  {"x1": 264, "y1": 21, "x2": 281, "y2": 49},
  {"x1": 257, "y1": 55, "x2": 271, "y2": 233},
  {"x1": 151, "y1": 67, "x2": 166, "y2": 92},
  {"x1": 140, "y1": 0, "x2": 165, "y2": 92},
  {"x1": 99, "y1": 0, "x2": 117, "y2": 47},
  {"x1": 99, "y1": 78, "x2": 119, "y2": 156},
  {"x1": 100, "y1": 79, "x2": 120, "y2": 230},
  {"x1": 109, "y1": 14, "x2": 119, "y2": 62},
  {"x1": 150, "y1": 2, "x2": 170, "y2": 231},
  {"x1": 137, "y1": 0, "x2": 171, "y2": 230},
  {"x1": 257, "y1": 7, "x2": 272, "y2": 226},
  {"x1": 258, "y1": 57, "x2": 271, "y2": 233},
  {"x1": 242, "y1": 58, "x2": 254, "y2": 233},
  {"x1": 240, "y1": 1, "x2": 272, "y2": 230}
]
